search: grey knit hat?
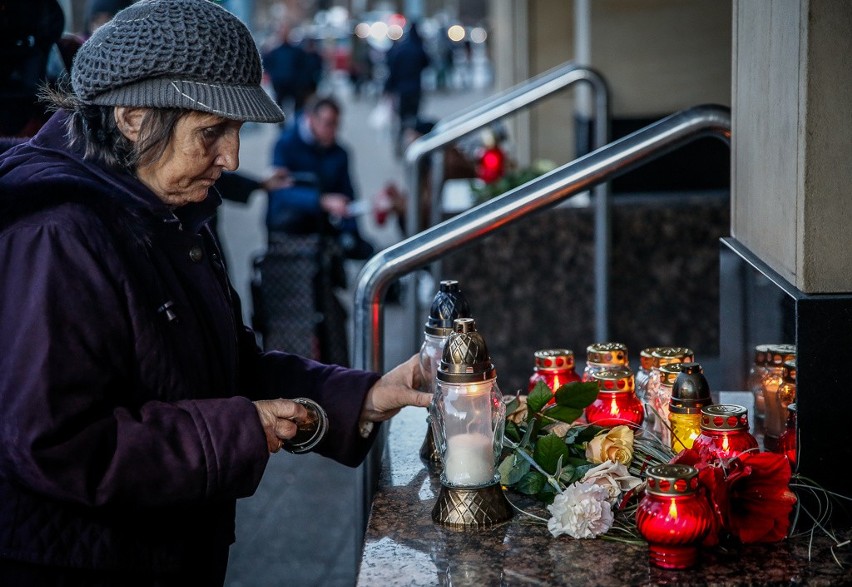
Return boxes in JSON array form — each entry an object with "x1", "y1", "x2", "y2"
[{"x1": 71, "y1": 0, "x2": 284, "y2": 123}]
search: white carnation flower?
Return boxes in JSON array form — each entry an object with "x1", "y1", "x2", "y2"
[{"x1": 546, "y1": 481, "x2": 614, "y2": 539}]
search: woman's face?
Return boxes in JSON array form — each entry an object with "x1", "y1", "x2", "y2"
[{"x1": 135, "y1": 111, "x2": 243, "y2": 207}]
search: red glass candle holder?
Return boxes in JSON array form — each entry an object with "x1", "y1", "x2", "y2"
[
  {"x1": 693, "y1": 405, "x2": 759, "y2": 462},
  {"x1": 586, "y1": 368, "x2": 644, "y2": 428},
  {"x1": 637, "y1": 464, "x2": 713, "y2": 569},
  {"x1": 528, "y1": 349, "x2": 581, "y2": 399},
  {"x1": 777, "y1": 402, "x2": 797, "y2": 468}
]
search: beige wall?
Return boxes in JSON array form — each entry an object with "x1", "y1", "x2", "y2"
[
  {"x1": 732, "y1": 0, "x2": 852, "y2": 293},
  {"x1": 491, "y1": 0, "x2": 731, "y2": 166},
  {"x1": 590, "y1": 0, "x2": 731, "y2": 117}
]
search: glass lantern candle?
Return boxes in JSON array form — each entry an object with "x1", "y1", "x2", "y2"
[
  {"x1": 761, "y1": 344, "x2": 796, "y2": 450},
  {"x1": 654, "y1": 362, "x2": 684, "y2": 446},
  {"x1": 646, "y1": 347, "x2": 694, "y2": 435},
  {"x1": 774, "y1": 359, "x2": 796, "y2": 438},
  {"x1": 430, "y1": 318, "x2": 512, "y2": 529},
  {"x1": 668, "y1": 363, "x2": 713, "y2": 452},
  {"x1": 636, "y1": 464, "x2": 713, "y2": 570},
  {"x1": 777, "y1": 402, "x2": 798, "y2": 468},
  {"x1": 693, "y1": 404, "x2": 759, "y2": 462},
  {"x1": 419, "y1": 280, "x2": 471, "y2": 468},
  {"x1": 749, "y1": 344, "x2": 772, "y2": 422},
  {"x1": 528, "y1": 349, "x2": 581, "y2": 402},
  {"x1": 586, "y1": 368, "x2": 644, "y2": 428},
  {"x1": 635, "y1": 347, "x2": 660, "y2": 401},
  {"x1": 582, "y1": 342, "x2": 630, "y2": 382}
]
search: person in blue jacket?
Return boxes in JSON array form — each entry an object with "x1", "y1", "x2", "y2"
[
  {"x1": 0, "y1": 1, "x2": 429, "y2": 585},
  {"x1": 268, "y1": 95, "x2": 373, "y2": 260}
]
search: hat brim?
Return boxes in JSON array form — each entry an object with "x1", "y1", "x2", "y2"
[{"x1": 91, "y1": 78, "x2": 285, "y2": 123}]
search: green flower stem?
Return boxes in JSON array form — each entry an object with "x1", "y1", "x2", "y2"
[
  {"x1": 502, "y1": 491, "x2": 549, "y2": 524},
  {"x1": 503, "y1": 438, "x2": 564, "y2": 493}
]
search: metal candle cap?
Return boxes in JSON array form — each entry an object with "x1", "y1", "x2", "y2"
[
  {"x1": 670, "y1": 363, "x2": 713, "y2": 414},
  {"x1": 645, "y1": 464, "x2": 700, "y2": 496},
  {"x1": 700, "y1": 404, "x2": 750, "y2": 431},
  {"x1": 651, "y1": 347, "x2": 694, "y2": 366},
  {"x1": 534, "y1": 349, "x2": 575, "y2": 371},
  {"x1": 425, "y1": 280, "x2": 472, "y2": 336},
  {"x1": 660, "y1": 362, "x2": 683, "y2": 386},
  {"x1": 591, "y1": 367, "x2": 635, "y2": 393},
  {"x1": 437, "y1": 318, "x2": 497, "y2": 383},
  {"x1": 586, "y1": 342, "x2": 628, "y2": 366},
  {"x1": 767, "y1": 344, "x2": 796, "y2": 366}
]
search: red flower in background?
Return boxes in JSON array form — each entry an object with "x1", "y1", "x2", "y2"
[{"x1": 670, "y1": 449, "x2": 796, "y2": 544}]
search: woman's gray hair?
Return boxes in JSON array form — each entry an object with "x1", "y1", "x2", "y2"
[{"x1": 42, "y1": 81, "x2": 187, "y2": 173}]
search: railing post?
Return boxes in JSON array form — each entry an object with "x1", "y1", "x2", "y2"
[{"x1": 401, "y1": 62, "x2": 610, "y2": 356}]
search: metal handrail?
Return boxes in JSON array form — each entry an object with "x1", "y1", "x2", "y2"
[
  {"x1": 354, "y1": 104, "x2": 731, "y2": 373},
  {"x1": 402, "y1": 61, "x2": 611, "y2": 347}
]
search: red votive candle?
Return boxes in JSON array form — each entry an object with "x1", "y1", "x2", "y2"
[
  {"x1": 692, "y1": 404, "x2": 759, "y2": 462},
  {"x1": 528, "y1": 349, "x2": 581, "y2": 396},
  {"x1": 586, "y1": 367, "x2": 644, "y2": 428},
  {"x1": 637, "y1": 464, "x2": 713, "y2": 569}
]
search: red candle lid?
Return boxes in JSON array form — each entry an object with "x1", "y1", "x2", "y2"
[{"x1": 700, "y1": 404, "x2": 750, "y2": 431}]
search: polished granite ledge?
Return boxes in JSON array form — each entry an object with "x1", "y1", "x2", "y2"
[{"x1": 357, "y1": 407, "x2": 852, "y2": 586}]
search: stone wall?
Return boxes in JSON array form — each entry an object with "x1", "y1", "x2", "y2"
[{"x1": 440, "y1": 191, "x2": 729, "y2": 392}]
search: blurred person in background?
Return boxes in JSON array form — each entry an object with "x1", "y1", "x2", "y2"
[
  {"x1": 383, "y1": 21, "x2": 430, "y2": 156},
  {"x1": 263, "y1": 96, "x2": 374, "y2": 364},
  {"x1": 0, "y1": 2, "x2": 430, "y2": 585},
  {"x1": 0, "y1": 0, "x2": 72, "y2": 141},
  {"x1": 262, "y1": 17, "x2": 310, "y2": 118},
  {"x1": 84, "y1": 0, "x2": 135, "y2": 36}
]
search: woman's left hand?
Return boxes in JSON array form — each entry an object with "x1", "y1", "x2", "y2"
[{"x1": 360, "y1": 354, "x2": 431, "y2": 427}]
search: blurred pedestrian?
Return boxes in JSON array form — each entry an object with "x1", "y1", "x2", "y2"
[
  {"x1": 383, "y1": 21, "x2": 430, "y2": 156},
  {"x1": 263, "y1": 96, "x2": 374, "y2": 365},
  {"x1": 0, "y1": 2, "x2": 430, "y2": 585},
  {"x1": 84, "y1": 0, "x2": 135, "y2": 37},
  {"x1": 262, "y1": 18, "x2": 309, "y2": 118},
  {"x1": 0, "y1": 0, "x2": 68, "y2": 138}
]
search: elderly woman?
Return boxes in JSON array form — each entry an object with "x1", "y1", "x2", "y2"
[{"x1": 0, "y1": 1, "x2": 429, "y2": 585}]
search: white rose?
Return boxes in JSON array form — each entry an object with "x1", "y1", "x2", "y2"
[{"x1": 580, "y1": 460, "x2": 643, "y2": 505}]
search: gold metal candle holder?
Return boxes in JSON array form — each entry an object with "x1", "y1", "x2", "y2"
[{"x1": 431, "y1": 482, "x2": 514, "y2": 530}]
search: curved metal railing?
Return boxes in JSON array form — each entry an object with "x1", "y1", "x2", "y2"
[
  {"x1": 401, "y1": 62, "x2": 611, "y2": 346},
  {"x1": 354, "y1": 104, "x2": 732, "y2": 373}
]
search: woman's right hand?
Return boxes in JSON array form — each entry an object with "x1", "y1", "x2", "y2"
[{"x1": 253, "y1": 399, "x2": 310, "y2": 453}]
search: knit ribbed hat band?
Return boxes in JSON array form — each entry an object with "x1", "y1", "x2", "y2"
[
  {"x1": 72, "y1": 0, "x2": 284, "y2": 123},
  {"x1": 90, "y1": 79, "x2": 284, "y2": 123}
]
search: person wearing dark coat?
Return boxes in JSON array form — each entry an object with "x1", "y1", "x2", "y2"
[
  {"x1": 383, "y1": 22, "x2": 431, "y2": 152},
  {"x1": 0, "y1": 1, "x2": 429, "y2": 585}
]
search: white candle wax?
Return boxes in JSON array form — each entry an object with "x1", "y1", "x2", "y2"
[{"x1": 443, "y1": 432, "x2": 495, "y2": 486}]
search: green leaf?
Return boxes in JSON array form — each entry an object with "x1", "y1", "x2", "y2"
[
  {"x1": 504, "y1": 396, "x2": 520, "y2": 415},
  {"x1": 557, "y1": 464, "x2": 579, "y2": 485},
  {"x1": 574, "y1": 424, "x2": 606, "y2": 443},
  {"x1": 504, "y1": 421, "x2": 521, "y2": 443},
  {"x1": 554, "y1": 381, "x2": 599, "y2": 409},
  {"x1": 542, "y1": 405, "x2": 583, "y2": 424},
  {"x1": 527, "y1": 381, "x2": 553, "y2": 415},
  {"x1": 533, "y1": 433, "x2": 571, "y2": 475},
  {"x1": 498, "y1": 452, "x2": 530, "y2": 486},
  {"x1": 514, "y1": 470, "x2": 546, "y2": 495},
  {"x1": 574, "y1": 463, "x2": 595, "y2": 479}
]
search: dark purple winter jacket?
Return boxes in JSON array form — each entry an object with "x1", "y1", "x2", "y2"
[{"x1": 0, "y1": 112, "x2": 381, "y2": 573}]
